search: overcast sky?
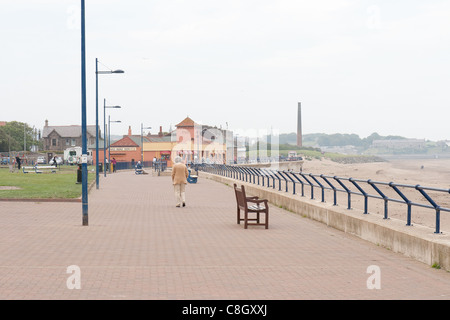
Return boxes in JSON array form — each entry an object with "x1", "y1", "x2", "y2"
[{"x1": 1, "y1": 0, "x2": 449, "y2": 141}]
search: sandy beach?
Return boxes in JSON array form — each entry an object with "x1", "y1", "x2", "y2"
[{"x1": 297, "y1": 157, "x2": 450, "y2": 233}]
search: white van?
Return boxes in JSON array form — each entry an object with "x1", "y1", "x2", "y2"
[{"x1": 64, "y1": 147, "x2": 93, "y2": 165}]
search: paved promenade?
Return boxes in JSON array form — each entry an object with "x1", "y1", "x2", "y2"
[{"x1": 1, "y1": 170, "x2": 450, "y2": 300}]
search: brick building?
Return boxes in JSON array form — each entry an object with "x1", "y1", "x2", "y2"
[
  {"x1": 42, "y1": 120, "x2": 99, "y2": 152},
  {"x1": 91, "y1": 117, "x2": 232, "y2": 168}
]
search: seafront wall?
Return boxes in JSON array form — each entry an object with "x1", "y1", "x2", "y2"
[{"x1": 199, "y1": 171, "x2": 450, "y2": 271}]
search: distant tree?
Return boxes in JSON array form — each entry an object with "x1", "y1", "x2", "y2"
[{"x1": 0, "y1": 121, "x2": 36, "y2": 152}]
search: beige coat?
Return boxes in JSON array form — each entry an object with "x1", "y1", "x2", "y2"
[{"x1": 172, "y1": 162, "x2": 189, "y2": 185}]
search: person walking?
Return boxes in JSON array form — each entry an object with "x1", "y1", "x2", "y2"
[
  {"x1": 171, "y1": 156, "x2": 189, "y2": 207},
  {"x1": 52, "y1": 156, "x2": 58, "y2": 168},
  {"x1": 112, "y1": 158, "x2": 117, "y2": 173}
]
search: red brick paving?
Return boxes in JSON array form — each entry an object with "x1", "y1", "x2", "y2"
[{"x1": 1, "y1": 170, "x2": 450, "y2": 299}]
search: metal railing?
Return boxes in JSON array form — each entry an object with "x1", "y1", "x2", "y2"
[
  {"x1": 195, "y1": 163, "x2": 450, "y2": 234},
  {"x1": 113, "y1": 160, "x2": 167, "y2": 172}
]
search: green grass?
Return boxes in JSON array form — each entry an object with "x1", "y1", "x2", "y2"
[
  {"x1": 432, "y1": 262, "x2": 441, "y2": 270},
  {"x1": 0, "y1": 165, "x2": 95, "y2": 199}
]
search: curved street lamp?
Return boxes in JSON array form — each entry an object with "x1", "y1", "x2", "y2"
[
  {"x1": 95, "y1": 58, "x2": 124, "y2": 188},
  {"x1": 103, "y1": 100, "x2": 121, "y2": 177},
  {"x1": 108, "y1": 116, "x2": 121, "y2": 173}
]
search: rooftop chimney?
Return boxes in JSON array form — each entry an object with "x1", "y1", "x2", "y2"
[
  {"x1": 45, "y1": 119, "x2": 48, "y2": 127},
  {"x1": 128, "y1": 126, "x2": 132, "y2": 136},
  {"x1": 159, "y1": 126, "x2": 163, "y2": 137}
]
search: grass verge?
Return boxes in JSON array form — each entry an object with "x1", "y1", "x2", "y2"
[{"x1": 0, "y1": 165, "x2": 95, "y2": 199}]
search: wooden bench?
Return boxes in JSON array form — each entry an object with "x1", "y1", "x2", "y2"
[
  {"x1": 23, "y1": 165, "x2": 58, "y2": 174},
  {"x1": 233, "y1": 183, "x2": 269, "y2": 229}
]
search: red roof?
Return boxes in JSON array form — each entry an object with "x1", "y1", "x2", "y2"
[
  {"x1": 175, "y1": 116, "x2": 196, "y2": 127},
  {"x1": 111, "y1": 136, "x2": 139, "y2": 147}
]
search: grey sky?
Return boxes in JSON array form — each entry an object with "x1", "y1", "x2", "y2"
[{"x1": 1, "y1": 0, "x2": 449, "y2": 141}]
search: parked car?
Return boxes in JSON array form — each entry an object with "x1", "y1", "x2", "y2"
[
  {"x1": 49, "y1": 157, "x2": 63, "y2": 166},
  {"x1": 36, "y1": 156, "x2": 46, "y2": 164}
]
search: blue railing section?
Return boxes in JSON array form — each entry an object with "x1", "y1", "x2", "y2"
[
  {"x1": 114, "y1": 160, "x2": 167, "y2": 172},
  {"x1": 195, "y1": 164, "x2": 450, "y2": 234}
]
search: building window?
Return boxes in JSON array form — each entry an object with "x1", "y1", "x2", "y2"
[
  {"x1": 71, "y1": 139, "x2": 76, "y2": 146},
  {"x1": 66, "y1": 139, "x2": 70, "y2": 146},
  {"x1": 52, "y1": 139, "x2": 57, "y2": 146}
]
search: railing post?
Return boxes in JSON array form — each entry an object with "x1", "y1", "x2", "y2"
[
  {"x1": 349, "y1": 178, "x2": 369, "y2": 214},
  {"x1": 264, "y1": 169, "x2": 274, "y2": 188},
  {"x1": 415, "y1": 184, "x2": 441, "y2": 234},
  {"x1": 334, "y1": 176, "x2": 351, "y2": 210},
  {"x1": 389, "y1": 182, "x2": 412, "y2": 226},
  {"x1": 284, "y1": 171, "x2": 297, "y2": 195},
  {"x1": 310, "y1": 174, "x2": 325, "y2": 203},
  {"x1": 277, "y1": 171, "x2": 290, "y2": 193},
  {"x1": 368, "y1": 180, "x2": 389, "y2": 219},
  {"x1": 300, "y1": 173, "x2": 314, "y2": 200},
  {"x1": 321, "y1": 175, "x2": 337, "y2": 206},
  {"x1": 290, "y1": 172, "x2": 305, "y2": 197},
  {"x1": 270, "y1": 170, "x2": 281, "y2": 191},
  {"x1": 249, "y1": 168, "x2": 257, "y2": 184}
]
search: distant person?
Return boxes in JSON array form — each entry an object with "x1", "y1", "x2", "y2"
[
  {"x1": 171, "y1": 156, "x2": 189, "y2": 208},
  {"x1": 105, "y1": 158, "x2": 109, "y2": 172},
  {"x1": 112, "y1": 158, "x2": 117, "y2": 172},
  {"x1": 135, "y1": 161, "x2": 146, "y2": 175},
  {"x1": 52, "y1": 156, "x2": 58, "y2": 168},
  {"x1": 15, "y1": 156, "x2": 21, "y2": 170}
]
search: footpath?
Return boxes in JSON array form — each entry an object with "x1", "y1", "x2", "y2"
[{"x1": 1, "y1": 170, "x2": 450, "y2": 300}]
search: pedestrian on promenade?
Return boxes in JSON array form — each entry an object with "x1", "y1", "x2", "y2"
[
  {"x1": 112, "y1": 158, "x2": 117, "y2": 172},
  {"x1": 171, "y1": 156, "x2": 189, "y2": 208}
]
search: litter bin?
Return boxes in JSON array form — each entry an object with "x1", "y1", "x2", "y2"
[{"x1": 76, "y1": 164, "x2": 82, "y2": 184}]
